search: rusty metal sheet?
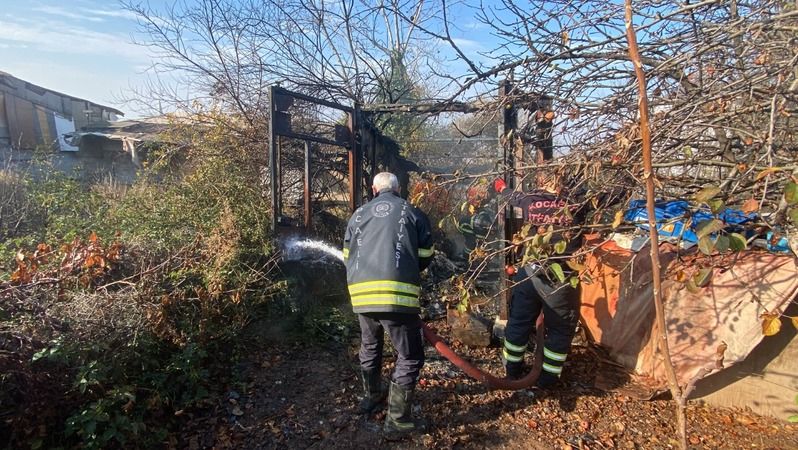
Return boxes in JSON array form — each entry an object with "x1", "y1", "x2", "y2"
[{"x1": 580, "y1": 235, "x2": 798, "y2": 392}]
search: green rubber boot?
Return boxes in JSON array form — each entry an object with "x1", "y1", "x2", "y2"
[
  {"x1": 357, "y1": 368, "x2": 386, "y2": 414},
  {"x1": 383, "y1": 382, "x2": 426, "y2": 440}
]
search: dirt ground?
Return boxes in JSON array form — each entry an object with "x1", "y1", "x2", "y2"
[{"x1": 177, "y1": 320, "x2": 798, "y2": 450}]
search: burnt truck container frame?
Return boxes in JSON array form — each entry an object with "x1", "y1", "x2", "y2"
[{"x1": 267, "y1": 82, "x2": 553, "y2": 323}]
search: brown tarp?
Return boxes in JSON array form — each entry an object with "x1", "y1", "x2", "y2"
[{"x1": 580, "y1": 235, "x2": 798, "y2": 394}]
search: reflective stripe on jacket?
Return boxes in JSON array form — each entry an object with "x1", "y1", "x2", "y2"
[{"x1": 344, "y1": 189, "x2": 433, "y2": 314}]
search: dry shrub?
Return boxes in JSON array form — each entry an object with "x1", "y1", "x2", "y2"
[
  {"x1": 0, "y1": 229, "x2": 281, "y2": 448},
  {"x1": 204, "y1": 201, "x2": 242, "y2": 296},
  {"x1": 89, "y1": 174, "x2": 128, "y2": 202},
  {"x1": 0, "y1": 169, "x2": 31, "y2": 241}
]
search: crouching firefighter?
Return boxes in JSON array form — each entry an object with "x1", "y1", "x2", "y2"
[
  {"x1": 493, "y1": 172, "x2": 584, "y2": 388},
  {"x1": 343, "y1": 172, "x2": 434, "y2": 437}
]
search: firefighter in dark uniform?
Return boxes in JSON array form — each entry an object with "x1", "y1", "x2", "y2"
[
  {"x1": 457, "y1": 181, "x2": 497, "y2": 261},
  {"x1": 493, "y1": 173, "x2": 585, "y2": 387},
  {"x1": 343, "y1": 172, "x2": 433, "y2": 437}
]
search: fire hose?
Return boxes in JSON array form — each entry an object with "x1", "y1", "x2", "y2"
[{"x1": 420, "y1": 315, "x2": 545, "y2": 391}]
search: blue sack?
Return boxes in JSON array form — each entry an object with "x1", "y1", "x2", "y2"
[{"x1": 765, "y1": 231, "x2": 791, "y2": 253}]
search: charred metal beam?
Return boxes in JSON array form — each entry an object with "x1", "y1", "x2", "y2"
[
  {"x1": 276, "y1": 130, "x2": 349, "y2": 148},
  {"x1": 304, "y1": 141, "x2": 312, "y2": 231},
  {"x1": 354, "y1": 105, "x2": 362, "y2": 208},
  {"x1": 535, "y1": 96, "x2": 554, "y2": 164},
  {"x1": 347, "y1": 107, "x2": 360, "y2": 211},
  {"x1": 272, "y1": 111, "x2": 292, "y2": 134},
  {"x1": 273, "y1": 86, "x2": 353, "y2": 113},
  {"x1": 497, "y1": 79, "x2": 516, "y2": 322},
  {"x1": 369, "y1": 126, "x2": 377, "y2": 200},
  {"x1": 361, "y1": 93, "x2": 548, "y2": 115},
  {"x1": 269, "y1": 86, "x2": 279, "y2": 233},
  {"x1": 267, "y1": 85, "x2": 379, "y2": 229},
  {"x1": 362, "y1": 101, "x2": 482, "y2": 114}
]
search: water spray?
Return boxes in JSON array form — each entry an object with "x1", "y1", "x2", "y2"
[{"x1": 281, "y1": 237, "x2": 344, "y2": 262}]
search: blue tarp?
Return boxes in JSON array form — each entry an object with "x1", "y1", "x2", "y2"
[{"x1": 624, "y1": 200, "x2": 757, "y2": 244}]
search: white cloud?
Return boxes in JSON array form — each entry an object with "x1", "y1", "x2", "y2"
[
  {"x1": 32, "y1": 5, "x2": 105, "y2": 22},
  {"x1": 463, "y1": 21, "x2": 488, "y2": 30},
  {"x1": 0, "y1": 16, "x2": 151, "y2": 62},
  {"x1": 80, "y1": 8, "x2": 141, "y2": 21},
  {"x1": 451, "y1": 38, "x2": 483, "y2": 50},
  {"x1": 31, "y1": 2, "x2": 140, "y2": 22}
]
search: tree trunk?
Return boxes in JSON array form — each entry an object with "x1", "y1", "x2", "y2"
[{"x1": 624, "y1": 2, "x2": 687, "y2": 449}]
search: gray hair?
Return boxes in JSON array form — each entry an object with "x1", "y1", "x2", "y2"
[{"x1": 372, "y1": 172, "x2": 399, "y2": 192}]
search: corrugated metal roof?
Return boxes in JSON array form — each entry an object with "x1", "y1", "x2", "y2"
[{"x1": 0, "y1": 70, "x2": 124, "y2": 116}]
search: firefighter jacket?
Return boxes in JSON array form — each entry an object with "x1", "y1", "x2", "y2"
[
  {"x1": 458, "y1": 206, "x2": 495, "y2": 242},
  {"x1": 502, "y1": 190, "x2": 587, "y2": 256},
  {"x1": 457, "y1": 205, "x2": 496, "y2": 257},
  {"x1": 343, "y1": 189, "x2": 434, "y2": 314}
]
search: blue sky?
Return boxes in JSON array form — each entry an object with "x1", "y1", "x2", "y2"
[
  {"x1": 0, "y1": 0, "x2": 159, "y2": 115},
  {"x1": 0, "y1": 1, "x2": 528, "y2": 118}
]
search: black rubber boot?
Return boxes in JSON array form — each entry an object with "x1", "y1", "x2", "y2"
[
  {"x1": 504, "y1": 362, "x2": 523, "y2": 380},
  {"x1": 357, "y1": 368, "x2": 386, "y2": 414},
  {"x1": 501, "y1": 348, "x2": 525, "y2": 381},
  {"x1": 536, "y1": 372, "x2": 560, "y2": 389},
  {"x1": 383, "y1": 382, "x2": 425, "y2": 440}
]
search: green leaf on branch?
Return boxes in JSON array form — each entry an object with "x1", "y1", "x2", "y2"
[
  {"x1": 696, "y1": 219, "x2": 725, "y2": 239},
  {"x1": 694, "y1": 185, "x2": 721, "y2": 203},
  {"x1": 550, "y1": 263, "x2": 566, "y2": 283},
  {"x1": 693, "y1": 268, "x2": 713, "y2": 287},
  {"x1": 729, "y1": 233, "x2": 747, "y2": 251},
  {"x1": 522, "y1": 245, "x2": 540, "y2": 266},
  {"x1": 714, "y1": 235, "x2": 730, "y2": 253},
  {"x1": 784, "y1": 181, "x2": 798, "y2": 205},
  {"x1": 554, "y1": 240, "x2": 567, "y2": 255},
  {"x1": 520, "y1": 223, "x2": 533, "y2": 238},
  {"x1": 698, "y1": 236, "x2": 715, "y2": 255},
  {"x1": 569, "y1": 277, "x2": 579, "y2": 288},
  {"x1": 542, "y1": 225, "x2": 554, "y2": 245},
  {"x1": 457, "y1": 289, "x2": 470, "y2": 313},
  {"x1": 708, "y1": 198, "x2": 725, "y2": 214},
  {"x1": 789, "y1": 207, "x2": 798, "y2": 224}
]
